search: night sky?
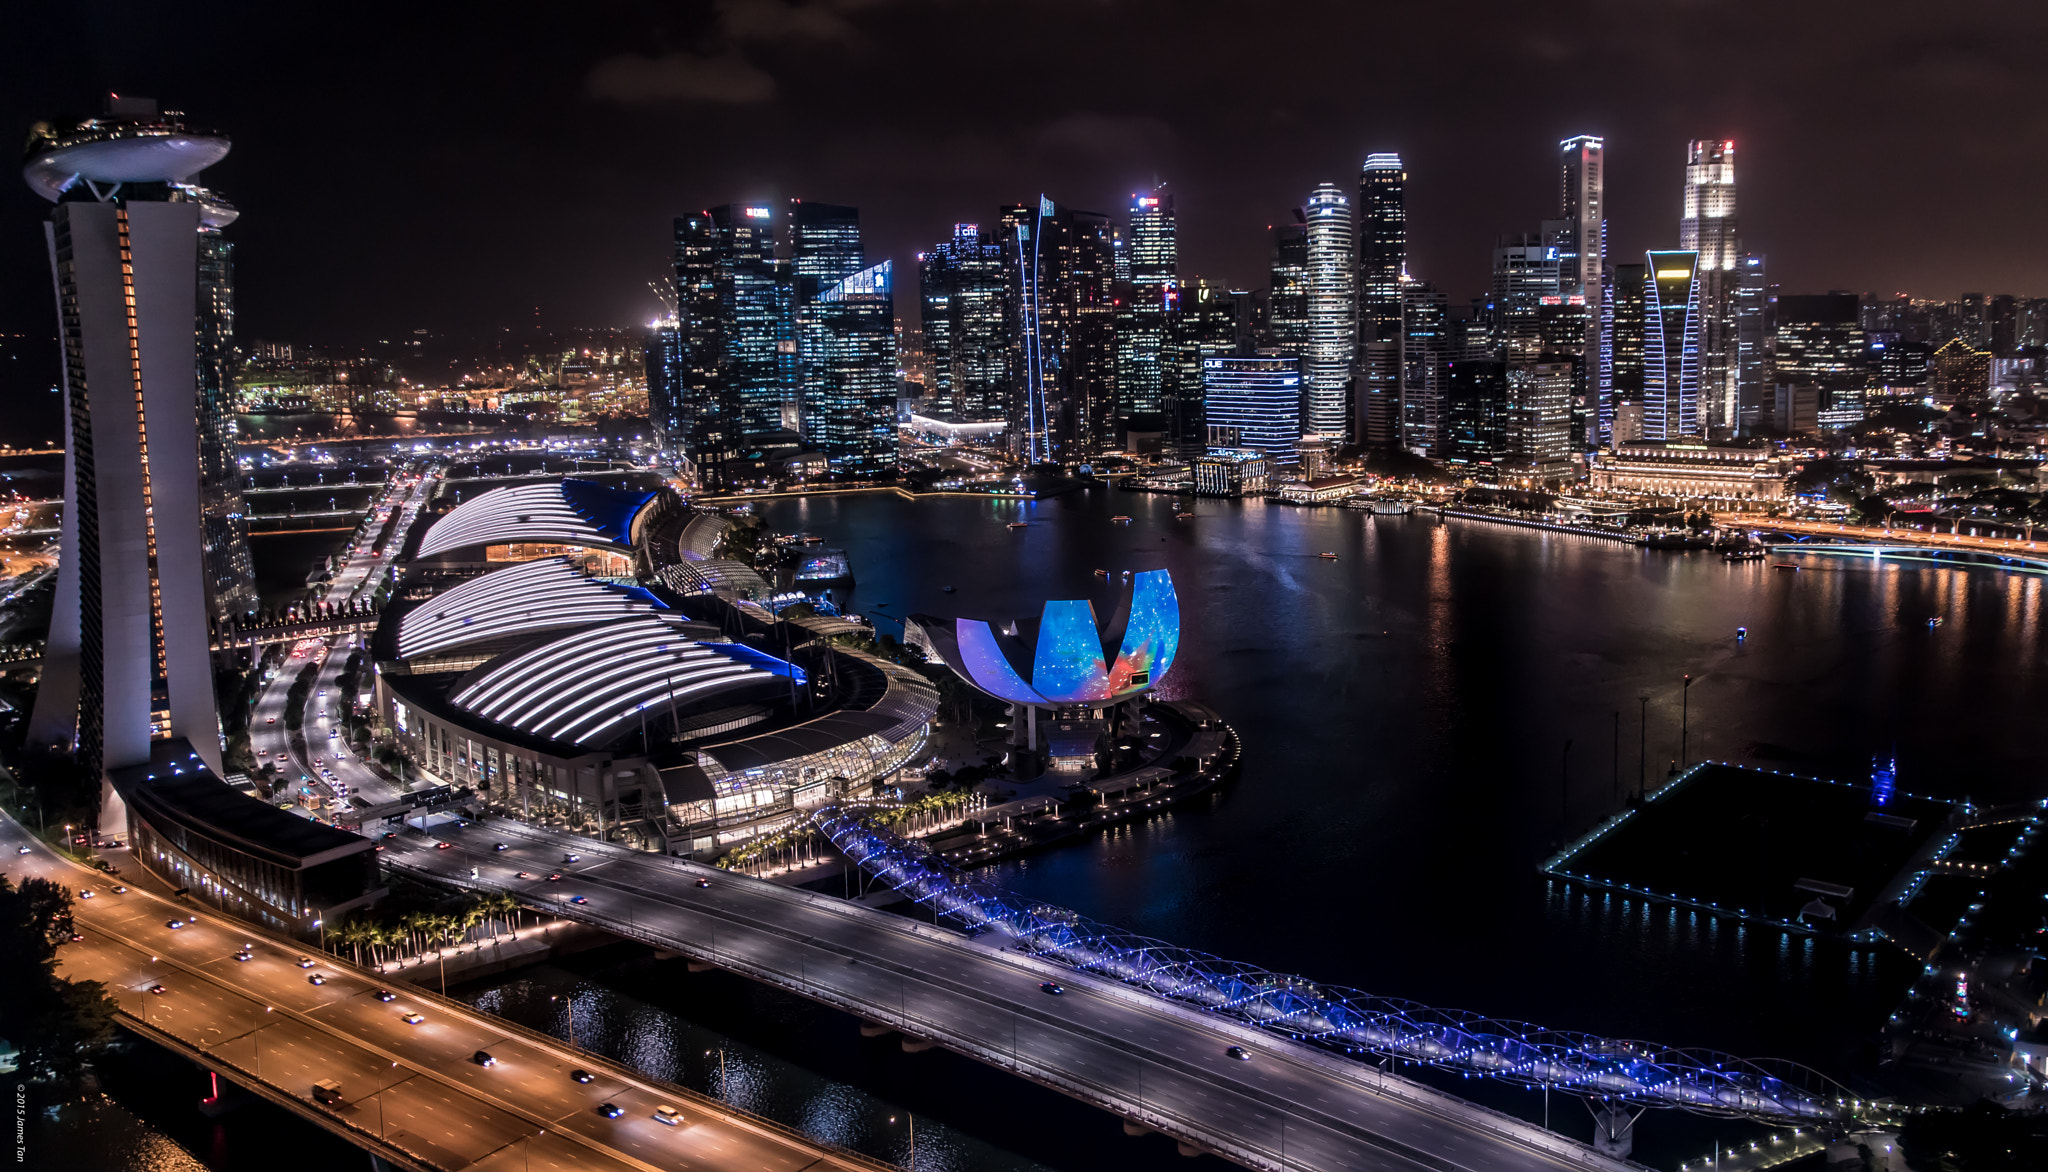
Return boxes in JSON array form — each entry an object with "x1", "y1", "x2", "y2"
[{"x1": 5, "y1": 0, "x2": 2047, "y2": 355}]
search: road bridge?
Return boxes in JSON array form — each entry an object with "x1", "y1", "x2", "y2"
[
  {"x1": 384, "y1": 818, "x2": 1657, "y2": 1171},
  {"x1": 1, "y1": 813, "x2": 888, "y2": 1172},
  {"x1": 1759, "y1": 542, "x2": 2048, "y2": 574}
]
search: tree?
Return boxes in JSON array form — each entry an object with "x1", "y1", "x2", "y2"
[{"x1": 0, "y1": 877, "x2": 118, "y2": 1091}]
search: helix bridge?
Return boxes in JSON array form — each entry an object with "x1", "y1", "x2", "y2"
[{"x1": 813, "y1": 804, "x2": 1896, "y2": 1128}]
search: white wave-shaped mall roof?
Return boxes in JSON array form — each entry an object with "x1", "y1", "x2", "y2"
[
  {"x1": 395, "y1": 558, "x2": 664, "y2": 659},
  {"x1": 416, "y1": 479, "x2": 655, "y2": 558}
]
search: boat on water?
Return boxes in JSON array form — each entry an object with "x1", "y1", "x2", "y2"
[
  {"x1": 1092, "y1": 568, "x2": 1109, "y2": 579},
  {"x1": 942, "y1": 585, "x2": 956, "y2": 593},
  {"x1": 1175, "y1": 512, "x2": 1195, "y2": 520},
  {"x1": 1771, "y1": 562, "x2": 1800, "y2": 572},
  {"x1": 1722, "y1": 547, "x2": 1768, "y2": 562},
  {"x1": 1110, "y1": 515, "x2": 1132, "y2": 524},
  {"x1": 1317, "y1": 552, "x2": 1339, "y2": 560},
  {"x1": 1007, "y1": 521, "x2": 1028, "y2": 529}
]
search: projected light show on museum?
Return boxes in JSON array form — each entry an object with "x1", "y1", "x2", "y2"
[{"x1": 911, "y1": 569, "x2": 1180, "y2": 708}]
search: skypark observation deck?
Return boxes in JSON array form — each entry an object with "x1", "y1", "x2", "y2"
[{"x1": 379, "y1": 479, "x2": 935, "y2": 855}]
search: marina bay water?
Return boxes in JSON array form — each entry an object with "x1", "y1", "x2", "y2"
[{"x1": 759, "y1": 486, "x2": 2048, "y2": 1081}]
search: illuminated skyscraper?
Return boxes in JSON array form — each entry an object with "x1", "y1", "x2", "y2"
[
  {"x1": 1202, "y1": 355, "x2": 1301, "y2": 466},
  {"x1": 186, "y1": 186, "x2": 255, "y2": 622},
  {"x1": 23, "y1": 98, "x2": 232, "y2": 810},
  {"x1": 1679, "y1": 140, "x2": 1740, "y2": 431},
  {"x1": 1598, "y1": 262, "x2": 1648, "y2": 444},
  {"x1": 798, "y1": 261, "x2": 898, "y2": 475},
  {"x1": 1733, "y1": 254, "x2": 1771, "y2": 432},
  {"x1": 1000, "y1": 197, "x2": 1117, "y2": 462},
  {"x1": 1557, "y1": 137, "x2": 1604, "y2": 302},
  {"x1": 1400, "y1": 282, "x2": 1450, "y2": 455},
  {"x1": 1643, "y1": 251, "x2": 1704, "y2": 440},
  {"x1": 1303, "y1": 184, "x2": 1356, "y2": 440},
  {"x1": 1116, "y1": 191, "x2": 1176, "y2": 433},
  {"x1": 1357, "y1": 154, "x2": 1405, "y2": 344},
  {"x1": 917, "y1": 224, "x2": 1007, "y2": 420},
  {"x1": 660, "y1": 213, "x2": 740, "y2": 487},
  {"x1": 1265, "y1": 216, "x2": 1310, "y2": 353},
  {"x1": 786, "y1": 200, "x2": 863, "y2": 302},
  {"x1": 674, "y1": 205, "x2": 787, "y2": 437}
]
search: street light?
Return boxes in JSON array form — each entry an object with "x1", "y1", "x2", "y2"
[
  {"x1": 1680, "y1": 674, "x2": 1695, "y2": 767},
  {"x1": 553, "y1": 992, "x2": 577, "y2": 1049}
]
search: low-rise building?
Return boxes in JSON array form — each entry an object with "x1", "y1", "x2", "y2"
[
  {"x1": 1193, "y1": 449, "x2": 1269, "y2": 498},
  {"x1": 1277, "y1": 475, "x2": 1362, "y2": 504},
  {"x1": 1588, "y1": 441, "x2": 1790, "y2": 504}
]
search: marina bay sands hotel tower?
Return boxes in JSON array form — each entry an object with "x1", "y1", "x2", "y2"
[{"x1": 22, "y1": 97, "x2": 236, "y2": 824}]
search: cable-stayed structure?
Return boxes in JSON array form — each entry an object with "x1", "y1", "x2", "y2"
[{"x1": 813, "y1": 804, "x2": 1887, "y2": 1127}]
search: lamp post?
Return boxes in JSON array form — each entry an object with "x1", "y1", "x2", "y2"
[
  {"x1": 1637, "y1": 691, "x2": 1649, "y2": 800},
  {"x1": 553, "y1": 993, "x2": 576, "y2": 1049}
]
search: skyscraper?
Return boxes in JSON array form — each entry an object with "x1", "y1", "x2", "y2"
[
  {"x1": 1599, "y1": 262, "x2": 1649, "y2": 443},
  {"x1": 1400, "y1": 282, "x2": 1451, "y2": 456},
  {"x1": 1303, "y1": 184, "x2": 1356, "y2": 440},
  {"x1": 1732, "y1": 254, "x2": 1771, "y2": 432},
  {"x1": 798, "y1": 261, "x2": 898, "y2": 475},
  {"x1": 1772, "y1": 293, "x2": 1866, "y2": 430},
  {"x1": 184, "y1": 185, "x2": 255, "y2": 623},
  {"x1": 674, "y1": 205, "x2": 786, "y2": 437},
  {"x1": 1643, "y1": 251, "x2": 1704, "y2": 440},
  {"x1": 1557, "y1": 136, "x2": 1605, "y2": 303},
  {"x1": 1489, "y1": 232, "x2": 1561, "y2": 358},
  {"x1": 1202, "y1": 355, "x2": 1302, "y2": 466},
  {"x1": 1116, "y1": 191, "x2": 1177, "y2": 435},
  {"x1": 23, "y1": 98, "x2": 232, "y2": 811},
  {"x1": 1165, "y1": 277, "x2": 1242, "y2": 455},
  {"x1": 1357, "y1": 154, "x2": 1406, "y2": 344},
  {"x1": 786, "y1": 200, "x2": 863, "y2": 302},
  {"x1": 1265, "y1": 216, "x2": 1310, "y2": 353},
  {"x1": 659, "y1": 212, "x2": 740, "y2": 488},
  {"x1": 1000, "y1": 197, "x2": 1117, "y2": 463},
  {"x1": 917, "y1": 224, "x2": 1007, "y2": 421},
  {"x1": 1679, "y1": 140, "x2": 1740, "y2": 432}
]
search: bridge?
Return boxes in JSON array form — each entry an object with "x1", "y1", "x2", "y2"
[
  {"x1": 379, "y1": 813, "x2": 1890, "y2": 1169},
  {"x1": 1718, "y1": 515, "x2": 2047, "y2": 563},
  {"x1": 2, "y1": 813, "x2": 888, "y2": 1172},
  {"x1": 1758, "y1": 542, "x2": 2048, "y2": 575}
]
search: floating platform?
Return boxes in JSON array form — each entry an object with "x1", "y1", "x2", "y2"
[{"x1": 1544, "y1": 762, "x2": 1960, "y2": 940}]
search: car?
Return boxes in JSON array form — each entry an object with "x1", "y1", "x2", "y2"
[
  {"x1": 653, "y1": 1105, "x2": 682, "y2": 1126},
  {"x1": 695, "y1": 877, "x2": 711, "y2": 888},
  {"x1": 148, "y1": 983, "x2": 167, "y2": 995},
  {"x1": 569, "y1": 1069, "x2": 594, "y2": 1084},
  {"x1": 513, "y1": 870, "x2": 532, "y2": 880},
  {"x1": 492, "y1": 842, "x2": 508, "y2": 852},
  {"x1": 68, "y1": 932, "x2": 84, "y2": 943},
  {"x1": 166, "y1": 919, "x2": 185, "y2": 929},
  {"x1": 295, "y1": 956, "x2": 315, "y2": 969},
  {"x1": 472, "y1": 1050, "x2": 496, "y2": 1067},
  {"x1": 400, "y1": 1012, "x2": 425, "y2": 1025},
  {"x1": 110, "y1": 885, "x2": 126, "y2": 894},
  {"x1": 374, "y1": 989, "x2": 396, "y2": 1002},
  {"x1": 569, "y1": 895, "x2": 588, "y2": 905},
  {"x1": 1039, "y1": 981, "x2": 1064, "y2": 995},
  {"x1": 382, "y1": 831, "x2": 397, "y2": 840},
  {"x1": 546, "y1": 872, "x2": 562, "y2": 882},
  {"x1": 562, "y1": 854, "x2": 580, "y2": 863},
  {"x1": 266, "y1": 716, "x2": 276, "y2": 724},
  {"x1": 1226, "y1": 1045, "x2": 1251, "y2": 1062},
  {"x1": 77, "y1": 889, "x2": 93, "y2": 899},
  {"x1": 234, "y1": 948, "x2": 253, "y2": 962},
  {"x1": 308, "y1": 974, "x2": 327, "y2": 986},
  {"x1": 277, "y1": 800, "x2": 295, "y2": 809},
  {"x1": 436, "y1": 842, "x2": 453, "y2": 850},
  {"x1": 596, "y1": 1103, "x2": 624, "y2": 1119},
  {"x1": 327, "y1": 729, "x2": 338, "y2": 738},
  {"x1": 15, "y1": 845, "x2": 29, "y2": 855},
  {"x1": 317, "y1": 689, "x2": 327, "y2": 697}
]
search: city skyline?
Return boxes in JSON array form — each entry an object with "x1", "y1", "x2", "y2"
[{"x1": 4, "y1": 1, "x2": 2047, "y2": 363}]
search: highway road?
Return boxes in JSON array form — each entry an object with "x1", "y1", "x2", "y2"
[
  {"x1": 1, "y1": 812, "x2": 887, "y2": 1172},
  {"x1": 256, "y1": 467, "x2": 437, "y2": 820},
  {"x1": 1719, "y1": 513, "x2": 2046, "y2": 556},
  {"x1": 386, "y1": 820, "x2": 1639, "y2": 1172}
]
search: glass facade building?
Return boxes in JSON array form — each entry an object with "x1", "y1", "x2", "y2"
[
  {"x1": 1202, "y1": 354, "x2": 1301, "y2": 467},
  {"x1": 799, "y1": 261, "x2": 898, "y2": 476},
  {"x1": 1599, "y1": 262, "x2": 1648, "y2": 444},
  {"x1": 1266, "y1": 217, "x2": 1310, "y2": 354},
  {"x1": 1680, "y1": 140, "x2": 1741, "y2": 431},
  {"x1": 1000, "y1": 197, "x2": 1117, "y2": 462},
  {"x1": 1303, "y1": 184, "x2": 1356, "y2": 440},
  {"x1": 1643, "y1": 251, "x2": 1704, "y2": 440},
  {"x1": 1115, "y1": 192, "x2": 1177, "y2": 436},
  {"x1": 917, "y1": 224, "x2": 1007, "y2": 421},
  {"x1": 1357, "y1": 154, "x2": 1406, "y2": 345},
  {"x1": 182, "y1": 187, "x2": 255, "y2": 623}
]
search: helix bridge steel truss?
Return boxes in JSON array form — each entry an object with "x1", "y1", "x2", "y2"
[{"x1": 813, "y1": 804, "x2": 1888, "y2": 1127}]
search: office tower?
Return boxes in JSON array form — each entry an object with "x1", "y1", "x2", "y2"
[
  {"x1": 786, "y1": 200, "x2": 863, "y2": 302},
  {"x1": 1443, "y1": 359, "x2": 1509, "y2": 470},
  {"x1": 1989, "y1": 294, "x2": 2018, "y2": 357},
  {"x1": 1489, "y1": 232, "x2": 1562, "y2": 358},
  {"x1": 23, "y1": 98, "x2": 232, "y2": 806},
  {"x1": 1868, "y1": 335, "x2": 1932, "y2": 399},
  {"x1": 673, "y1": 205, "x2": 786, "y2": 437},
  {"x1": 1400, "y1": 282, "x2": 1450, "y2": 455},
  {"x1": 1772, "y1": 293, "x2": 1866, "y2": 429},
  {"x1": 1598, "y1": 261, "x2": 1648, "y2": 444},
  {"x1": 1266, "y1": 216, "x2": 1310, "y2": 352},
  {"x1": 917, "y1": 225, "x2": 1007, "y2": 421},
  {"x1": 183, "y1": 186, "x2": 256, "y2": 622},
  {"x1": 798, "y1": 261, "x2": 897, "y2": 475},
  {"x1": 1732, "y1": 254, "x2": 1771, "y2": 432},
  {"x1": 1201, "y1": 354, "x2": 1302, "y2": 466},
  {"x1": 1357, "y1": 154, "x2": 1406, "y2": 344},
  {"x1": 1000, "y1": 197, "x2": 1117, "y2": 463},
  {"x1": 1954, "y1": 294, "x2": 1988, "y2": 348},
  {"x1": 1303, "y1": 184, "x2": 1356, "y2": 440},
  {"x1": 1357, "y1": 340, "x2": 1402, "y2": 448},
  {"x1": 1679, "y1": 140, "x2": 1740, "y2": 431},
  {"x1": 1116, "y1": 191, "x2": 1177, "y2": 435},
  {"x1": 1929, "y1": 339, "x2": 1991, "y2": 407},
  {"x1": 660, "y1": 213, "x2": 740, "y2": 487},
  {"x1": 1165, "y1": 278, "x2": 1242, "y2": 455},
  {"x1": 1506, "y1": 361, "x2": 1574, "y2": 480},
  {"x1": 1643, "y1": 251, "x2": 1704, "y2": 439},
  {"x1": 1557, "y1": 137, "x2": 1605, "y2": 302}
]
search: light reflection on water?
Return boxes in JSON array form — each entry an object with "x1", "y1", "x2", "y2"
[{"x1": 464, "y1": 969, "x2": 1058, "y2": 1172}]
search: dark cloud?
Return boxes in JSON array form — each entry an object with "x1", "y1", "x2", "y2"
[{"x1": 4, "y1": 0, "x2": 2047, "y2": 355}]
